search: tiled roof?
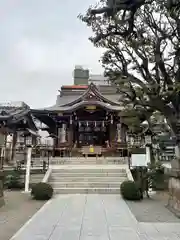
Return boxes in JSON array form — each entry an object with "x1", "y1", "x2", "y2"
[
  {"x1": 33, "y1": 83, "x2": 123, "y2": 112},
  {"x1": 39, "y1": 101, "x2": 124, "y2": 112},
  {"x1": 0, "y1": 105, "x2": 30, "y2": 121},
  {"x1": 61, "y1": 85, "x2": 88, "y2": 89},
  {"x1": 0, "y1": 102, "x2": 37, "y2": 131}
]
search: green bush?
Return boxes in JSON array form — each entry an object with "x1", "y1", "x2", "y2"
[
  {"x1": 148, "y1": 162, "x2": 166, "y2": 190},
  {"x1": 4, "y1": 169, "x2": 24, "y2": 189},
  {"x1": 31, "y1": 182, "x2": 53, "y2": 200},
  {"x1": 120, "y1": 180, "x2": 141, "y2": 200}
]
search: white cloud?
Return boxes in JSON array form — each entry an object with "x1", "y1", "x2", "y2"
[
  {"x1": 0, "y1": 0, "x2": 104, "y2": 108},
  {"x1": 9, "y1": 36, "x2": 104, "y2": 74}
]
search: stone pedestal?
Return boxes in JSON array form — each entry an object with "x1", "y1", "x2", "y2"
[
  {"x1": 0, "y1": 170, "x2": 4, "y2": 208},
  {"x1": 168, "y1": 177, "x2": 180, "y2": 216},
  {"x1": 167, "y1": 145, "x2": 180, "y2": 215}
]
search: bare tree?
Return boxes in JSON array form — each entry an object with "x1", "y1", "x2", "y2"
[{"x1": 79, "y1": 0, "x2": 180, "y2": 164}]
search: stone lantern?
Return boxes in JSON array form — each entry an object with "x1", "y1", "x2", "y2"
[
  {"x1": 144, "y1": 128, "x2": 152, "y2": 146},
  {"x1": 144, "y1": 128, "x2": 154, "y2": 164}
]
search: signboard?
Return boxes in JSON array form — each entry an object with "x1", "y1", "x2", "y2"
[{"x1": 131, "y1": 153, "x2": 148, "y2": 167}]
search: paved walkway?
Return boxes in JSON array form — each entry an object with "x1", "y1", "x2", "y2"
[{"x1": 10, "y1": 195, "x2": 180, "y2": 240}]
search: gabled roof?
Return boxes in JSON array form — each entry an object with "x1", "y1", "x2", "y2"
[
  {"x1": 31, "y1": 83, "x2": 123, "y2": 113},
  {"x1": 0, "y1": 102, "x2": 38, "y2": 131},
  {"x1": 61, "y1": 85, "x2": 88, "y2": 90},
  {"x1": 62, "y1": 83, "x2": 120, "y2": 107},
  {"x1": 32, "y1": 101, "x2": 124, "y2": 113}
]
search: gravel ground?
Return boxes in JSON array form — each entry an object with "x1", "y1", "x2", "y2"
[
  {"x1": 126, "y1": 191, "x2": 180, "y2": 223},
  {"x1": 0, "y1": 190, "x2": 46, "y2": 240}
]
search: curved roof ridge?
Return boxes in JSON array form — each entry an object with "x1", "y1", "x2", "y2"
[{"x1": 61, "y1": 83, "x2": 120, "y2": 107}]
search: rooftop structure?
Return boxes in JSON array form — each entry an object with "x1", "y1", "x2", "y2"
[{"x1": 73, "y1": 66, "x2": 110, "y2": 86}]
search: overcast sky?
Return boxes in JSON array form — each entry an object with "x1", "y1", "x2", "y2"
[{"x1": 0, "y1": 0, "x2": 103, "y2": 108}]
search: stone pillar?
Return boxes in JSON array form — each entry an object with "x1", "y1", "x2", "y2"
[
  {"x1": 166, "y1": 137, "x2": 180, "y2": 214},
  {"x1": 146, "y1": 146, "x2": 151, "y2": 165},
  {"x1": 25, "y1": 147, "x2": 32, "y2": 193},
  {"x1": 171, "y1": 146, "x2": 180, "y2": 170}
]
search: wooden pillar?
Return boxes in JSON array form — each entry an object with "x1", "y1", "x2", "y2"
[
  {"x1": 69, "y1": 115, "x2": 73, "y2": 147},
  {"x1": 10, "y1": 132, "x2": 17, "y2": 163},
  {"x1": 109, "y1": 114, "x2": 114, "y2": 146},
  {"x1": 117, "y1": 123, "x2": 121, "y2": 143},
  {"x1": 52, "y1": 126, "x2": 58, "y2": 157}
]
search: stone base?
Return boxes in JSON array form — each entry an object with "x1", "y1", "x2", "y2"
[{"x1": 168, "y1": 177, "x2": 180, "y2": 217}]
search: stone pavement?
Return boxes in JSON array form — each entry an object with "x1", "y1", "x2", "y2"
[
  {"x1": 0, "y1": 191, "x2": 45, "y2": 240},
  {"x1": 126, "y1": 192, "x2": 180, "y2": 223},
  {"x1": 10, "y1": 194, "x2": 180, "y2": 240}
]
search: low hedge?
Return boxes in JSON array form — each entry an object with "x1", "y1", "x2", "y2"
[
  {"x1": 120, "y1": 180, "x2": 141, "y2": 200},
  {"x1": 4, "y1": 169, "x2": 24, "y2": 190},
  {"x1": 31, "y1": 182, "x2": 53, "y2": 200}
]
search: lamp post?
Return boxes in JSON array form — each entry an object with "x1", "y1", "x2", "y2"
[
  {"x1": 144, "y1": 128, "x2": 154, "y2": 165},
  {"x1": 126, "y1": 133, "x2": 134, "y2": 147},
  {"x1": 144, "y1": 127, "x2": 152, "y2": 144},
  {"x1": 0, "y1": 132, "x2": 5, "y2": 207},
  {"x1": 126, "y1": 134, "x2": 131, "y2": 169},
  {"x1": 145, "y1": 133, "x2": 152, "y2": 146}
]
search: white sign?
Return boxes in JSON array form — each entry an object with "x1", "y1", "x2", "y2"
[{"x1": 131, "y1": 153, "x2": 148, "y2": 167}]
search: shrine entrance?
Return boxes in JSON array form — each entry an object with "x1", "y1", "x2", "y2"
[{"x1": 73, "y1": 106, "x2": 110, "y2": 148}]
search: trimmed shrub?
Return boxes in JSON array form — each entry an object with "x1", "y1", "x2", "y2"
[
  {"x1": 120, "y1": 180, "x2": 141, "y2": 200},
  {"x1": 148, "y1": 162, "x2": 166, "y2": 190},
  {"x1": 4, "y1": 169, "x2": 24, "y2": 189},
  {"x1": 31, "y1": 182, "x2": 53, "y2": 200}
]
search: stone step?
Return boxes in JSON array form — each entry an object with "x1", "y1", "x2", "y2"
[
  {"x1": 53, "y1": 187, "x2": 121, "y2": 194},
  {"x1": 51, "y1": 159, "x2": 127, "y2": 165},
  {"x1": 60, "y1": 161, "x2": 125, "y2": 165},
  {"x1": 49, "y1": 182, "x2": 121, "y2": 188},
  {"x1": 49, "y1": 176, "x2": 127, "y2": 182},
  {"x1": 51, "y1": 168, "x2": 126, "y2": 174},
  {"x1": 51, "y1": 172, "x2": 127, "y2": 179}
]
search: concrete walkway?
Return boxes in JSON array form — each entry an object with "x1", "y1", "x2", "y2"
[{"x1": 10, "y1": 195, "x2": 180, "y2": 240}]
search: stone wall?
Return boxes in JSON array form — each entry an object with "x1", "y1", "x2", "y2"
[{"x1": 168, "y1": 177, "x2": 180, "y2": 216}]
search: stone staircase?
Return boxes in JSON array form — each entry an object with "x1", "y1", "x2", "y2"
[
  {"x1": 48, "y1": 157, "x2": 130, "y2": 194},
  {"x1": 50, "y1": 157, "x2": 128, "y2": 165}
]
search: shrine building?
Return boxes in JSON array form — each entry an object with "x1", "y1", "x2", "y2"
[{"x1": 31, "y1": 67, "x2": 129, "y2": 157}]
